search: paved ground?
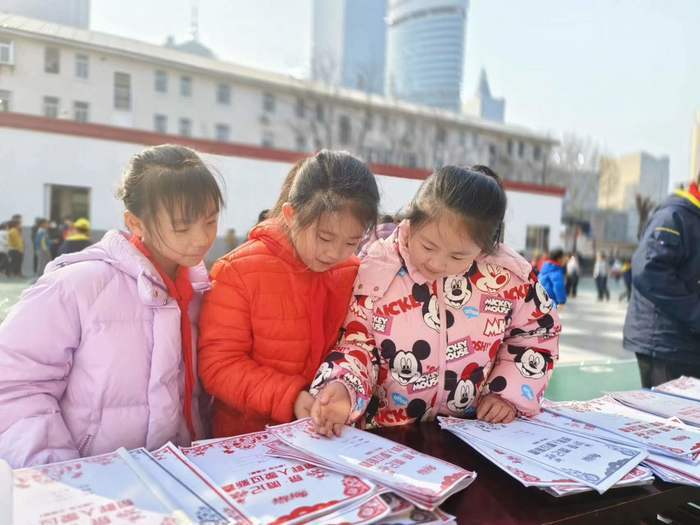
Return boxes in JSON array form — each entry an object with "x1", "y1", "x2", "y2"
[
  {"x1": 0, "y1": 277, "x2": 31, "y2": 323},
  {"x1": 550, "y1": 277, "x2": 641, "y2": 400},
  {"x1": 0, "y1": 275, "x2": 640, "y2": 400}
]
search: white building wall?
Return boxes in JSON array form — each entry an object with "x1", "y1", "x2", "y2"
[
  {"x1": 1, "y1": 126, "x2": 563, "y2": 257},
  {"x1": 0, "y1": 18, "x2": 556, "y2": 184}
]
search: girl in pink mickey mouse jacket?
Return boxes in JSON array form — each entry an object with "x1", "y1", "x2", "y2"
[{"x1": 309, "y1": 165, "x2": 561, "y2": 436}]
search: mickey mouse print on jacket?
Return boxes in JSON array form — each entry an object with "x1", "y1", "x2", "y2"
[{"x1": 310, "y1": 222, "x2": 560, "y2": 429}]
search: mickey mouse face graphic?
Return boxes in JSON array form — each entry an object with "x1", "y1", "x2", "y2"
[
  {"x1": 380, "y1": 339, "x2": 431, "y2": 386},
  {"x1": 310, "y1": 361, "x2": 334, "y2": 394},
  {"x1": 443, "y1": 273, "x2": 472, "y2": 309},
  {"x1": 468, "y1": 261, "x2": 511, "y2": 294},
  {"x1": 445, "y1": 363, "x2": 484, "y2": 413},
  {"x1": 412, "y1": 283, "x2": 454, "y2": 332},
  {"x1": 530, "y1": 281, "x2": 553, "y2": 316},
  {"x1": 508, "y1": 345, "x2": 554, "y2": 379}
]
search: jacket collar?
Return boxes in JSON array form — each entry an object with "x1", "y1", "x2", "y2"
[
  {"x1": 354, "y1": 221, "x2": 532, "y2": 298},
  {"x1": 46, "y1": 230, "x2": 211, "y2": 305},
  {"x1": 675, "y1": 184, "x2": 700, "y2": 210}
]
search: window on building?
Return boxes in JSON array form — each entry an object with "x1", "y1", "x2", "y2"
[
  {"x1": 43, "y1": 96, "x2": 59, "y2": 118},
  {"x1": 73, "y1": 101, "x2": 89, "y2": 123},
  {"x1": 217, "y1": 83, "x2": 231, "y2": 105},
  {"x1": 215, "y1": 123, "x2": 230, "y2": 142},
  {"x1": 315, "y1": 102, "x2": 324, "y2": 122},
  {"x1": 435, "y1": 126, "x2": 446, "y2": 144},
  {"x1": 381, "y1": 114, "x2": 389, "y2": 132},
  {"x1": 295, "y1": 133, "x2": 306, "y2": 152},
  {"x1": 0, "y1": 39, "x2": 14, "y2": 65},
  {"x1": 0, "y1": 90, "x2": 11, "y2": 112},
  {"x1": 263, "y1": 93, "x2": 275, "y2": 113},
  {"x1": 488, "y1": 144, "x2": 497, "y2": 165},
  {"x1": 525, "y1": 226, "x2": 550, "y2": 252},
  {"x1": 179, "y1": 118, "x2": 192, "y2": 137},
  {"x1": 180, "y1": 76, "x2": 192, "y2": 97},
  {"x1": 44, "y1": 47, "x2": 60, "y2": 73},
  {"x1": 364, "y1": 112, "x2": 373, "y2": 131},
  {"x1": 155, "y1": 70, "x2": 168, "y2": 93},
  {"x1": 507, "y1": 140, "x2": 514, "y2": 156},
  {"x1": 339, "y1": 115, "x2": 351, "y2": 145},
  {"x1": 533, "y1": 145, "x2": 542, "y2": 162},
  {"x1": 48, "y1": 184, "x2": 90, "y2": 224},
  {"x1": 295, "y1": 97, "x2": 306, "y2": 119},
  {"x1": 114, "y1": 72, "x2": 131, "y2": 110},
  {"x1": 261, "y1": 131, "x2": 274, "y2": 148},
  {"x1": 459, "y1": 131, "x2": 466, "y2": 147},
  {"x1": 154, "y1": 114, "x2": 167, "y2": 134},
  {"x1": 518, "y1": 141, "x2": 525, "y2": 158},
  {"x1": 74, "y1": 53, "x2": 89, "y2": 79}
]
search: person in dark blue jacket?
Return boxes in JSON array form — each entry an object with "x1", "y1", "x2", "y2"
[
  {"x1": 623, "y1": 173, "x2": 700, "y2": 387},
  {"x1": 538, "y1": 248, "x2": 567, "y2": 307}
]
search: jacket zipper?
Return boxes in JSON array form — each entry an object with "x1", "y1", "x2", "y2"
[
  {"x1": 435, "y1": 281, "x2": 448, "y2": 416},
  {"x1": 78, "y1": 433, "x2": 93, "y2": 456}
]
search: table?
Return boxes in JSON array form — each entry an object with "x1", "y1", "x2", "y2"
[{"x1": 374, "y1": 423, "x2": 700, "y2": 525}]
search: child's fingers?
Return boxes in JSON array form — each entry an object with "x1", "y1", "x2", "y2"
[
  {"x1": 491, "y1": 405, "x2": 508, "y2": 423},
  {"x1": 311, "y1": 400, "x2": 327, "y2": 432},
  {"x1": 332, "y1": 423, "x2": 344, "y2": 437},
  {"x1": 484, "y1": 402, "x2": 503, "y2": 423},
  {"x1": 317, "y1": 405, "x2": 337, "y2": 437},
  {"x1": 501, "y1": 410, "x2": 516, "y2": 424},
  {"x1": 321, "y1": 417, "x2": 334, "y2": 438},
  {"x1": 317, "y1": 387, "x2": 332, "y2": 406},
  {"x1": 476, "y1": 397, "x2": 495, "y2": 420}
]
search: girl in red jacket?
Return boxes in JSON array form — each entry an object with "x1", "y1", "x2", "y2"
[{"x1": 198, "y1": 150, "x2": 380, "y2": 437}]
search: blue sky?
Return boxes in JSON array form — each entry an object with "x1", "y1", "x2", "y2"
[{"x1": 92, "y1": 0, "x2": 699, "y2": 189}]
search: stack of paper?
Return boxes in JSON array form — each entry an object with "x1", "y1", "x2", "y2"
[
  {"x1": 610, "y1": 389, "x2": 700, "y2": 427},
  {"x1": 654, "y1": 376, "x2": 700, "y2": 402},
  {"x1": 265, "y1": 418, "x2": 475, "y2": 510},
  {"x1": 181, "y1": 429, "x2": 381, "y2": 524},
  {"x1": 438, "y1": 416, "x2": 647, "y2": 495},
  {"x1": 374, "y1": 493, "x2": 456, "y2": 524},
  {"x1": 543, "y1": 396, "x2": 700, "y2": 464},
  {"x1": 540, "y1": 397, "x2": 700, "y2": 487},
  {"x1": 12, "y1": 445, "x2": 251, "y2": 525}
]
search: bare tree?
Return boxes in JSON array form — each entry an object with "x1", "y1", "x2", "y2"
[
  {"x1": 635, "y1": 193, "x2": 655, "y2": 240},
  {"x1": 289, "y1": 57, "x2": 482, "y2": 171},
  {"x1": 553, "y1": 133, "x2": 605, "y2": 218},
  {"x1": 550, "y1": 133, "x2": 611, "y2": 253}
]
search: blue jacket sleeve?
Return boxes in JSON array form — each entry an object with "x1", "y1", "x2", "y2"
[
  {"x1": 552, "y1": 269, "x2": 567, "y2": 305},
  {"x1": 632, "y1": 207, "x2": 700, "y2": 332}
]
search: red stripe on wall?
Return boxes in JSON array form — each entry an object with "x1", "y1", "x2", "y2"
[{"x1": 0, "y1": 112, "x2": 566, "y2": 197}]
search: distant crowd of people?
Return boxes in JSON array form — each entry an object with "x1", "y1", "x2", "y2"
[{"x1": 0, "y1": 215, "x2": 92, "y2": 278}]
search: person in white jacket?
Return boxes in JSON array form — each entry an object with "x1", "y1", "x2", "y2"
[
  {"x1": 565, "y1": 252, "x2": 580, "y2": 298},
  {"x1": 593, "y1": 251, "x2": 610, "y2": 301}
]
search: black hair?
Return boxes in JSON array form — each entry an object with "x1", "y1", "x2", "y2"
[
  {"x1": 550, "y1": 248, "x2": 565, "y2": 261},
  {"x1": 257, "y1": 209, "x2": 270, "y2": 224},
  {"x1": 271, "y1": 149, "x2": 379, "y2": 232},
  {"x1": 405, "y1": 164, "x2": 507, "y2": 253},
  {"x1": 117, "y1": 144, "x2": 224, "y2": 234}
]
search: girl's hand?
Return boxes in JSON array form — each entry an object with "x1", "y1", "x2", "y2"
[
  {"x1": 310, "y1": 382, "x2": 352, "y2": 437},
  {"x1": 476, "y1": 394, "x2": 517, "y2": 424},
  {"x1": 294, "y1": 390, "x2": 315, "y2": 419}
]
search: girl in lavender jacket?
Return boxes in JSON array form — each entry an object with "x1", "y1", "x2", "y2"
[
  {"x1": 0, "y1": 145, "x2": 223, "y2": 467},
  {"x1": 310, "y1": 166, "x2": 561, "y2": 436}
]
